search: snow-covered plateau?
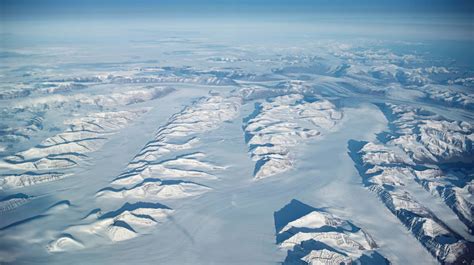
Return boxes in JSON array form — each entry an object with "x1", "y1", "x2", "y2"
[{"x1": 0, "y1": 15, "x2": 473, "y2": 265}]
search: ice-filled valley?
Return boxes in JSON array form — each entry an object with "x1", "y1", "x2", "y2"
[{"x1": 1, "y1": 12, "x2": 474, "y2": 265}]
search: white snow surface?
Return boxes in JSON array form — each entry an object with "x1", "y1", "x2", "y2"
[{"x1": 0, "y1": 24, "x2": 473, "y2": 265}]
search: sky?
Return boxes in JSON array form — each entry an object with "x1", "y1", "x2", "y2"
[
  {"x1": 1, "y1": 0, "x2": 472, "y2": 45},
  {"x1": 2, "y1": 0, "x2": 474, "y2": 20}
]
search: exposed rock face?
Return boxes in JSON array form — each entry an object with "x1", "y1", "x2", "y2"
[
  {"x1": 243, "y1": 94, "x2": 342, "y2": 179},
  {"x1": 49, "y1": 92, "x2": 241, "y2": 250},
  {"x1": 0, "y1": 109, "x2": 148, "y2": 171},
  {"x1": 274, "y1": 200, "x2": 389, "y2": 265},
  {"x1": 348, "y1": 103, "x2": 474, "y2": 264}
]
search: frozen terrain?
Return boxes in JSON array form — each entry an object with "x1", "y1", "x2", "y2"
[
  {"x1": 1, "y1": 7, "x2": 474, "y2": 265},
  {"x1": 348, "y1": 103, "x2": 474, "y2": 264},
  {"x1": 274, "y1": 199, "x2": 390, "y2": 264}
]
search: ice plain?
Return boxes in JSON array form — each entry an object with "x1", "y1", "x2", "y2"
[{"x1": 0, "y1": 15, "x2": 473, "y2": 265}]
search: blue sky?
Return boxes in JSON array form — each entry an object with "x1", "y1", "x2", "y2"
[
  {"x1": 1, "y1": 0, "x2": 472, "y2": 44},
  {"x1": 2, "y1": 0, "x2": 474, "y2": 19}
]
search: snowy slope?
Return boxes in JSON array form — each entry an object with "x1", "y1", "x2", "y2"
[{"x1": 0, "y1": 20, "x2": 473, "y2": 265}]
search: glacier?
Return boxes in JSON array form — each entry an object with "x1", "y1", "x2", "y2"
[{"x1": 0, "y1": 11, "x2": 473, "y2": 265}]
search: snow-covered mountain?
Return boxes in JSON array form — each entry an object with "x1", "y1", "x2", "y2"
[{"x1": 1, "y1": 14, "x2": 473, "y2": 265}]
